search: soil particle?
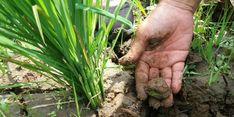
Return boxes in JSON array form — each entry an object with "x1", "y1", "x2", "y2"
[
  {"x1": 0, "y1": 56, "x2": 62, "y2": 93},
  {"x1": 190, "y1": 104, "x2": 210, "y2": 117},
  {"x1": 148, "y1": 97, "x2": 161, "y2": 109},
  {"x1": 113, "y1": 39, "x2": 132, "y2": 61},
  {"x1": 186, "y1": 52, "x2": 203, "y2": 64},
  {"x1": 100, "y1": 61, "x2": 143, "y2": 117},
  {"x1": 120, "y1": 108, "x2": 139, "y2": 117},
  {"x1": 99, "y1": 93, "x2": 125, "y2": 116},
  {"x1": 146, "y1": 78, "x2": 171, "y2": 100}
]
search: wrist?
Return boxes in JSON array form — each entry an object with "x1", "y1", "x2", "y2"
[{"x1": 159, "y1": 0, "x2": 201, "y2": 13}]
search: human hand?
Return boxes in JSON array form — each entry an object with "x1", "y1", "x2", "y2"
[{"x1": 119, "y1": 1, "x2": 194, "y2": 107}]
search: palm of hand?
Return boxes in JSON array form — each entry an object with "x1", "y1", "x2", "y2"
[{"x1": 120, "y1": 3, "x2": 193, "y2": 107}]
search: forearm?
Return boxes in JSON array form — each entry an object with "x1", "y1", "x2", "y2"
[{"x1": 159, "y1": 0, "x2": 201, "y2": 13}]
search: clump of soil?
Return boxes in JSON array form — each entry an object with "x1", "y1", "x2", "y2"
[
  {"x1": 146, "y1": 78, "x2": 171, "y2": 109},
  {"x1": 112, "y1": 38, "x2": 132, "y2": 62},
  {"x1": 98, "y1": 61, "x2": 143, "y2": 117},
  {"x1": 146, "y1": 78, "x2": 171, "y2": 100}
]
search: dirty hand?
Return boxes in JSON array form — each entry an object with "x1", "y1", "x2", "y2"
[{"x1": 119, "y1": 0, "x2": 199, "y2": 107}]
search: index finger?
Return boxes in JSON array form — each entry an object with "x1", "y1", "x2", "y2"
[{"x1": 119, "y1": 22, "x2": 150, "y2": 65}]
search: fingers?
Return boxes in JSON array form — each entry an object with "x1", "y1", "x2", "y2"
[
  {"x1": 172, "y1": 62, "x2": 184, "y2": 94},
  {"x1": 119, "y1": 22, "x2": 150, "y2": 65},
  {"x1": 135, "y1": 60, "x2": 149, "y2": 100},
  {"x1": 160, "y1": 67, "x2": 173, "y2": 107},
  {"x1": 161, "y1": 94, "x2": 173, "y2": 107},
  {"x1": 149, "y1": 95, "x2": 173, "y2": 109},
  {"x1": 149, "y1": 97, "x2": 161, "y2": 109},
  {"x1": 148, "y1": 62, "x2": 184, "y2": 108},
  {"x1": 160, "y1": 62, "x2": 184, "y2": 108},
  {"x1": 160, "y1": 67, "x2": 172, "y2": 88}
]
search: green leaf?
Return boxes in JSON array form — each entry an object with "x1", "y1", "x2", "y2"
[{"x1": 75, "y1": 3, "x2": 133, "y2": 28}]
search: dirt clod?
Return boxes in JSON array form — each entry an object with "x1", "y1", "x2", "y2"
[
  {"x1": 146, "y1": 78, "x2": 171, "y2": 100},
  {"x1": 145, "y1": 78, "x2": 171, "y2": 109},
  {"x1": 148, "y1": 97, "x2": 161, "y2": 109}
]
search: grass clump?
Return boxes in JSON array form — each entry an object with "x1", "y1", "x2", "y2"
[
  {"x1": 0, "y1": 0, "x2": 133, "y2": 115},
  {"x1": 192, "y1": 1, "x2": 234, "y2": 85}
]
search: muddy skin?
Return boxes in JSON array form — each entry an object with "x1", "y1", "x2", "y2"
[{"x1": 146, "y1": 78, "x2": 171, "y2": 109}]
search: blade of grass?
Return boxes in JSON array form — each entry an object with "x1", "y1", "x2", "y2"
[{"x1": 76, "y1": 4, "x2": 133, "y2": 28}]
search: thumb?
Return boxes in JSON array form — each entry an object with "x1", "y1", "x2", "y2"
[{"x1": 119, "y1": 24, "x2": 149, "y2": 65}]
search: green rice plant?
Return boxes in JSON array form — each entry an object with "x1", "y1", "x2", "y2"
[
  {"x1": 0, "y1": 46, "x2": 7, "y2": 77},
  {"x1": 0, "y1": 0, "x2": 133, "y2": 115},
  {"x1": 192, "y1": 1, "x2": 234, "y2": 85},
  {"x1": 183, "y1": 64, "x2": 201, "y2": 77},
  {"x1": 134, "y1": 0, "x2": 147, "y2": 17},
  {"x1": 150, "y1": 0, "x2": 158, "y2": 6},
  {"x1": 0, "y1": 99, "x2": 10, "y2": 117},
  {"x1": 0, "y1": 14, "x2": 6, "y2": 76}
]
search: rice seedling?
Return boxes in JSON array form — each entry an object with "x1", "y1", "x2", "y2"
[
  {"x1": 0, "y1": 0, "x2": 133, "y2": 115},
  {"x1": 0, "y1": 99, "x2": 10, "y2": 117},
  {"x1": 0, "y1": 46, "x2": 7, "y2": 77},
  {"x1": 192, "y1": 1, "x2": 234, "y2": 85},
  {"x1": 0, "y1": 15, "x2": 6, "y2": 76}
]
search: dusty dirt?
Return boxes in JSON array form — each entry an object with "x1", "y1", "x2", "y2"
[
  {"x1": 1, "y1": 50, "x2": 234, "y2": 117},
  {"x1": 0, "y1": 60, "x2": 143, "y2": 117},
  {"x1": 92, "y1": 57, "x2": 234, "y2": 117},
  {"x1": 98, "y1": 61, "x2": 143, "y2": 117},
  {"x1": 98, "y1": 57, "x2": 234, "y2": 117},
  {"x1": 113, "y1": 38, "x2": 132, "y2": 62},
  {"x1": 0, "y1": 55, "x2": 234, "y2": 117},
  {"x1": 0, "y1": 56, "x2": 62, "y2": 93}
]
